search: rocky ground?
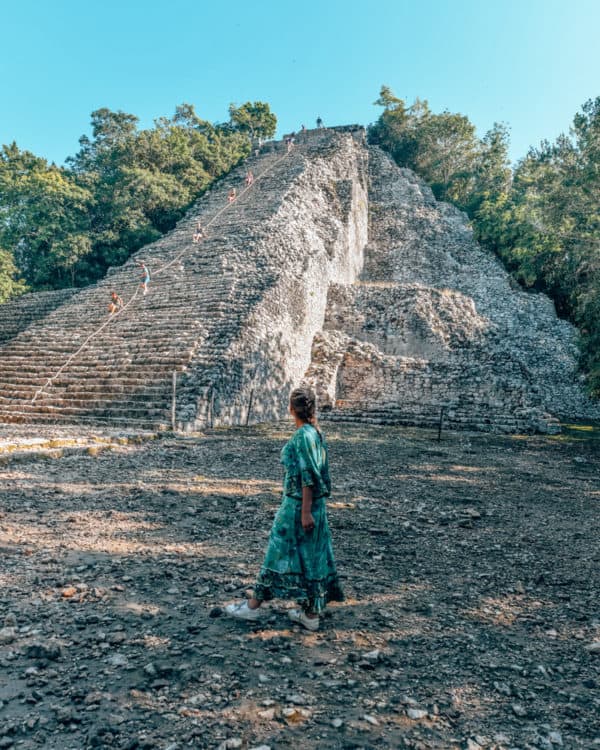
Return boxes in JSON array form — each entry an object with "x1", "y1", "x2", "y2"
[{"x1": 0, "y1": 421, "x2": 599, "y2": 750}]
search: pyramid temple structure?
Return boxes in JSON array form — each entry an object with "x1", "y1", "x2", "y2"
[{"x1": 0, "y1": 127, "x2": 598, "y2": 433}]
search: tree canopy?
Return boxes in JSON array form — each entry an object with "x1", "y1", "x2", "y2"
[{"x1": 228, "y1": 101, "x2": 277, "y2": 140}]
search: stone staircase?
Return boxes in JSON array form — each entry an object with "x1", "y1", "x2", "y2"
[
  {"x1": 305, "y1": 146, "x2": 600, "y2": 433},
  {"x1": 0, "y1": 289, "x2": 75, "y2": 346},
  {"x1": 0, "y1": 129, "x2": 368, "y2": 427}
]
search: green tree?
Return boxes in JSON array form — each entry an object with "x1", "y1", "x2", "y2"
[
  {"x1": 0, "y1": 143, "x2": 92, "y2": 288},
  {"x1": 508, "y1": 99, "x2": 600, "y2": 393},
  {"x1": 370, "y1": 87, "x2": 480, "y2": 204},
  {"x1": 468, "y1": 123, "x2": 513, "y2": 254},
  {"x1": 0, "y1": 248, "x2": 27, "y2": 303},
  {"x1": 369, "y1": 88, "x2": 425, "y2": 168},
  {"x1": 228, "y1": 101, "x2": 277, "y2": 139},
  {"x1": 373, "y1": 85, "x2": 404, "y2": 111},
  {"x1": 416, "y1": 111, "x2": 479, "y2": 203},
  {"x1": 70, "y1": 108, "x2": 139, "y2": 175}
]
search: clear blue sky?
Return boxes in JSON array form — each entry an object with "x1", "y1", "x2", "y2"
[{"x1": 1, "y1": 0, "x2": 598, "y2": 165}]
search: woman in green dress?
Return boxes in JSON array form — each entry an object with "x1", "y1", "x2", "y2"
[{"x1": 225, "y1": 386, "x2": 344, "y2": 630}]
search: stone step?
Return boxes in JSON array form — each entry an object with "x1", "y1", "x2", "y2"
[
  {"x1": 321, "y1": 407, "x2": 526, "y2": 431},
  {"x1": 0, "y1": 402, "x2": 169, "y2": 418},
  {"x1": 1, "y1": 374, "x2": 171, "y2": 388},
  {"x1": 0, "y1": 410, "x2": 164, "y2": 428},
  {"x1": 0, "y1": 397, "x2": 171, "y2": 413},
  {"x1": 0, "y1": 364, "x2": 191, "y2": 378},
  {"x1": 0, "y1": 348, "x2": 198, "y2": 361},
  {"x1": 0, "y1": 382, "x2": 171, "y2": 398}
]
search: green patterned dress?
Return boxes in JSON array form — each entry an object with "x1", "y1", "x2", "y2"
[{"x1": 253, "y1": 423, "x2": 344, "y2": 613}]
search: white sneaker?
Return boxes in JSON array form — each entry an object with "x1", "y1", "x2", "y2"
[
  {"x1": 288, "y1": 608, "x2": 320, "y2": 631},
  {"x1": 225, "y1": 600, "x2": 262, "y2": 621}
]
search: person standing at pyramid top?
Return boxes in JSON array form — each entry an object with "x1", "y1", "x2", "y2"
[
  {"x1": 316, "y1": 116, "x2": 323, "y2": 128},
  {"x1": 225, "y1": 385, "x2": 344, "y2": 631}
]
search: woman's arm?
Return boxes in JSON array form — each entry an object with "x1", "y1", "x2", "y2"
[{"x1": 301, "y1": 485, "x2": 315, "y2": 532}]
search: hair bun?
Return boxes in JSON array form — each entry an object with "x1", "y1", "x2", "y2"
[{"x1": 290, "y1": 385, "x2": 317, "y2": 422}]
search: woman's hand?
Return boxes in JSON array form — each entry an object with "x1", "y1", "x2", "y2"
[
  {"x1": 301, "y1": 512, "x2": 315, "y2": 533},
  {"x1": 301, "y1": 486, "x2": 315, "y2": 533}
]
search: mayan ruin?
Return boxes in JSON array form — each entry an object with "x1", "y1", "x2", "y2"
[
  {"x1": 0, "y1": 128, "x2": 598, "y2": 434},
  {"x1": 1, "y1": 4, "x2": 599, "y2": 748}
]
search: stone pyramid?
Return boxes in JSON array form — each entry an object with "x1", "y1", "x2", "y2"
[{"x1": 0, "y1": 127, "x2": 597, "y2": 432}]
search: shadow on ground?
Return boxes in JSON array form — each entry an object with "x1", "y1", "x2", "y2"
[{"x1": 0, "y1": 422, "x2": 599, "y2": 749}]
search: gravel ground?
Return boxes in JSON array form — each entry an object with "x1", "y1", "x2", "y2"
[{"x1": 0, "y1": 421, "x2": 599, "y2": 750}]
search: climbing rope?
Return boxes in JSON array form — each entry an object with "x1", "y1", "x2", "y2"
[{"x1": 31, "y1": 143, "x2": 294, "y2": 404}]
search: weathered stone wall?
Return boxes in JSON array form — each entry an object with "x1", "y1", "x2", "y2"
[
  {"x1": 176, "y1": 130, "x2": 369, "y2": 428},
  {"x1": 305, "y1": 146, "x2": 600, "y2": 432},
  {"x1": 0, "y1": 289, "x2": 76, "y2": 346}
]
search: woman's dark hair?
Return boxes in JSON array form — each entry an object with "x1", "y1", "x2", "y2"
[{"x1": 290, "y1": 385, "x2": 317, "y2": 424}]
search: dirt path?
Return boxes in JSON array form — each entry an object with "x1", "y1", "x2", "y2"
[{"x1": 0, "y1": 422, "x2": 599, "y2": 749}]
